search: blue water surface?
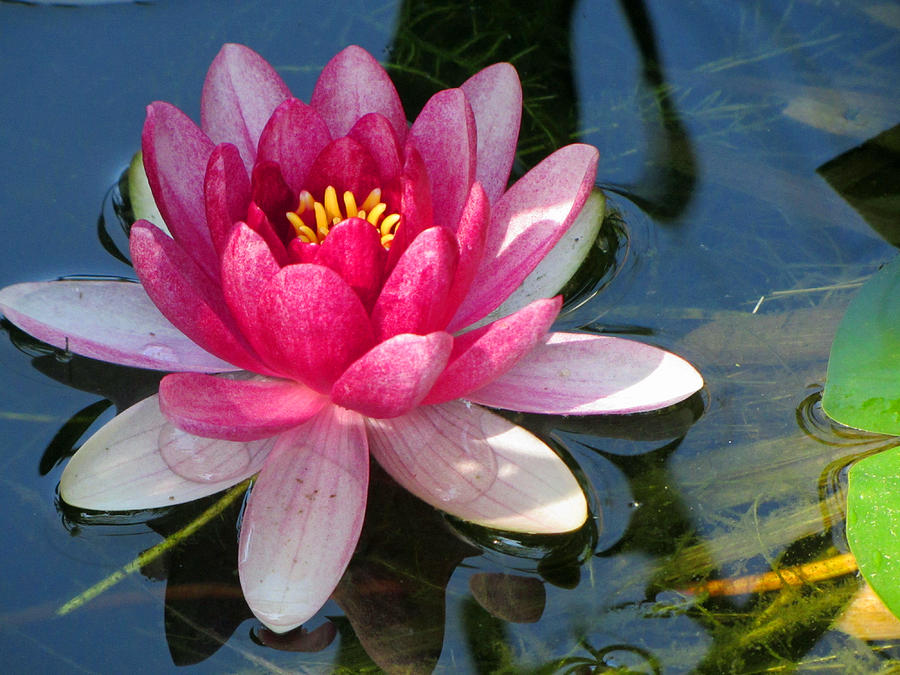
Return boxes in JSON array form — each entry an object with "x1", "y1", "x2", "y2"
[{"x1": 2, "y1": 1, "x2": 899, "y2": 672}]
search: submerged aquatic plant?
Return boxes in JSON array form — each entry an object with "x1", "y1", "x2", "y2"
[{"x1": 0, "y1": 44, "x2": 702, "y2": 632}]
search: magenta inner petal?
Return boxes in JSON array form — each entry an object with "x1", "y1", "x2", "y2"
[
  {"x1": 245, "y1": 202, "x2": 290, "y2": 265},
  {"x1": 159, "y1": 372, "x2": 327, "y2": 441},
  {"x1": 371, "y1": 226, "x2": 459, "y2": 341},
  {"x1": 256, "y1": 98, "x2": 332, "y2": 196},
  {"x1": 250, "y1": 161, "x2": 298, "y2": 245},
  {"x1": 386, "y1": 147, "x2": 435, "y2": 272},
  {"x1": 331, "y1": 331, "x2": 453, "y2": 418},
  {"x1": 130, "y1": 221, "x2": 271, "y2": 374},
  {"x1": 442, "y1": 181, "x2": 490, "y2": 326},
  {"x1": 142, "y1": 102, "x2": 219, "y2": 281},
  {"x1": 347, "y1": 113, "x2": 403, "y2": 185},
  {"x1": 303, "y1": 136, "x2": 381, "y2": 200},
  {"x1": 423, "y1": 296, "x2": 561, "y2": 405},
  {"x1": 205, "y1": 143, "x2": 251, "y2": 259},
  {"x1": 255, "y1": 264, "x2": 376, "y2": 392},
  {"x1": 449, "y1": 143, "x2": 600, "y2": 330},
  {"x1": 316, "y1": 219, "x2": 387, "y2": 310},
  {"x1": 220, "y1": 222, "x2": 283, "y2": 359}
]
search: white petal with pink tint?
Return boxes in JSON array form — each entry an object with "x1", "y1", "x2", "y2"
[
  {"x1": 0, "y1": 280, "x2": 233, "y2": 372},
  {"x1": 477, "y1": 189, "x2": 605, "y2": 328},
  {"x1": 366, "y1": 401, "x2": 587, "y2": 533},
  {"x1": 468, "y1": 332, "x2": 704, "y2": 414},
  {"x1": 59, "y1": 395, "x2": 272, "y2": 510},
  {"x1": 239, "y1": 405, "x2": 369, "y2": 633}
]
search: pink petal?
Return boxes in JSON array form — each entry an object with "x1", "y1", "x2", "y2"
[
  {"x1": 220, "y1": 222, "x2": 282, "y2": 357},
  {"x1": 366, "y1": 401, "x2": 587, "y2": 533},
  {"x1": 131, "y1": 221, "x2": 271, "y2": 374},
  {"x1": 310, "y1": 45, "x2": 407, "y2": 142},
  {"x1": 239, "y1": 405, "x2": 369, "y2": 633},
  {"x1": 422, "y1": 297, "x2": 560, "y2": 405},
  {"x1": 371, "y1": 227, "x2": 459, "y2": 341},
  {"x1": 255, "y1": 264, "x2": 375, "y2": 392},
  {"x1": 331, "y1": 332, "x2": 453, "y2": 418},
  {"x1": 483, "y1": 189, "x2": 605, "y2": 325},
  {"x1": 249, "y1": 161, "x2": 298, "y2": 245},
  {"x1": 245, "y1": 202, "x2": 290, "y2": 265},
  {"x1": 59, "y1": 395, "x2": 273, "y2": 510},
  {"x1": 449, "y1": 144, "x2": 599, "y2": 330},
  {"x1": 468, "y1": 332, "x2": 704, "y2": 414},
  {"x1": 204, "y1": 143, "x2": 251, "y2": 258},
  {"x1": 408, "y1": 88, "x2": 476, "y2": 230},
  {"x1": 441, "y1": 181, "x2": 490, "y2": 326},
  {"x1": 316, "y1": 219, "x2": 387, "y2": 310},
  {"x1": 159, "y1": 372, "x2": 326, "y2": 441},
  {"x1": 460, "y1": 62, "x2": 522, "y2": 203},
  {"x1": 385, "y1": 147, "x2": 434, "y2": 271},
  {"x1": 256, "y1": 98, "x2": 332, "y2": 195},
  {"x1": 142, "y1": 102, "x2": 219, "y2": 280},
  {"x1": 347, "y1": 113, "x2": 403, "y2": 184},
  {"x1": 303, "y1": 136, "x2": 381, "y2": 201},
  {"x1": 201, "y1": 43, "x2": 291, "y2": 169},
  {"x1": 0, "y1": 280, "x2": 233, "y2": 372}
]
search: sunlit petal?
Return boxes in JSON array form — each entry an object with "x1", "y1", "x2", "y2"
[
  {"x1": 468, "y1": 332, "x2": 704, "y2": 414},
  {"x1": 239, "y1": 405, "x2": 368, "y2": 633},
  {"x1": 0, "y1": 280, "x2": 233, "y2": 372},
  {"x1": 367, "y1": 401, "x2": 587, "y2": 533},
  {"x1": 59, "y1": 395, "x2": 273, "y2": 510}
]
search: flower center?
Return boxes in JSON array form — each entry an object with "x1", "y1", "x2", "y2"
[{"x1": 285, "y1": 186, "x2": 401, "y2": 249}]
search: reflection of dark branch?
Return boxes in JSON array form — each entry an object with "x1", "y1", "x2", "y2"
[
  {"x1": 39, "y1": 399, "x2": 112, "y2": 475},
  {"x1": 96, "y1": 180, "x2": 133, "y2": 267},
  {"x1": 817, "y1": 122, "x2": 900, "y2": 246},
  {"x1": 605, "y1": 0, "x2": 697, "y2": 221}
]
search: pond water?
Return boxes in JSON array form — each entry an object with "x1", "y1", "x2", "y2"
[{"x1": 2, "y1": 1, "x2": 899, "y2": 672}]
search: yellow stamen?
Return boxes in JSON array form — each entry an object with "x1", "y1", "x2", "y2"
[
  {"x1": 360, "y1": 188, "x2": 382, "y2": 213},
  {"x1": 313, "y1": 202, "x2": 329, "y2": 239},
  {"x1": 343, "y1": 191, "x2": 358, "y2": 218},
  {"x1": 283, "y1": 185, "x2": 400, "y2": 250},
  {"x1": 366, "y1": 202, "x2": 387, "y2": 226},
  {"x1": 298, "y1": 225, "x2": 317, "y2": 243},
  {"x1": 323, "y1": 186, "x2": 341, "y2": 222},
  {"x1": 298, "y1": 190, "x2": 314, "y2": 213},
  {"x1": 286, "y1": 211, "x2": 305, "y2": 236},
  {"x1": 380, "y1": 213, "x2": 401, "y2": 237}
]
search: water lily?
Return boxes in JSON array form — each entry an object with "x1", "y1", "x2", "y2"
[{"x1": 0, "y1": 44, "x2": 703, "y2": 633}]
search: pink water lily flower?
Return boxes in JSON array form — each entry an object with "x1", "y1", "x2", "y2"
[{"x1": 0, "y1": 45, "x2": 703, "y2": 633}]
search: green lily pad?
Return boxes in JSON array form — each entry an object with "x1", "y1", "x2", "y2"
[
  {"x1": 822, "y1": 256, "x2": 900, "y2": 433},
  {"x1": 847, "y1": 445, "x2": 900, "y2": 619}
]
